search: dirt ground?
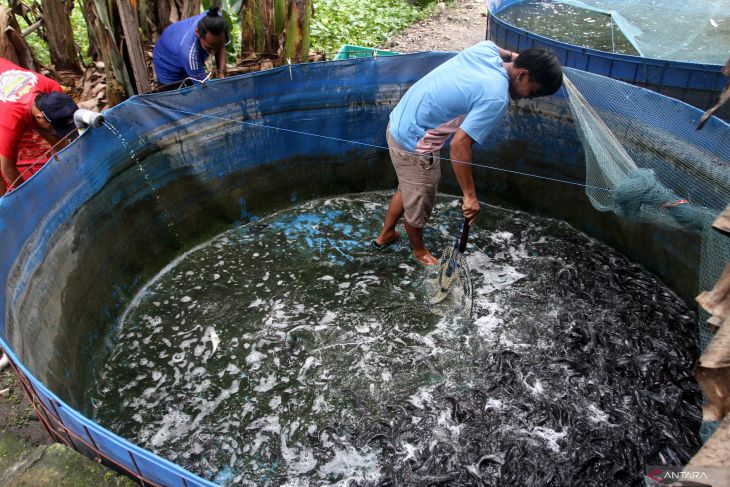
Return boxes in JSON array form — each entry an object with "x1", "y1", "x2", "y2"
[
  {"x1": 382, "y1": 0, "x2": 488, "y2": 52},
  {"x1": 0, "y1": 0, "x2": 486, "y2": 452},
  {"x1": 0, "y1": 366, "x2": 51, "y2": 447}
]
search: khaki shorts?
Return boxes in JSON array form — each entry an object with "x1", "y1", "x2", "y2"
[{"x1": 387, "y1": 128, "x2": 441, "y2": 228}]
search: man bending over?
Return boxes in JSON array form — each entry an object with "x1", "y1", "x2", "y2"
[{"x1": 374, "y1": 42, "x2": 563, "y2": 266}]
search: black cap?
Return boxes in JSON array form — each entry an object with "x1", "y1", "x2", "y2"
[{"x1": 35, "y1": 92, "x2": 78, "y2": 139}]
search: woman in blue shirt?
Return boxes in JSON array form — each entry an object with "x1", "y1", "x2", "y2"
[{"x1": 153, "y1": 7, "x2": 230, "y2": 87}]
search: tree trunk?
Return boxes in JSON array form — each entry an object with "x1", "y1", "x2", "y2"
[
  {"x1": 137, "y1": 0, "x2": 152, "y2": 41},
  {"x1": 156, "y1": 0, "x2": 200, "y2": 35},
  {"x1": 240, "y1": 0, "x2": 279, "y2": 57},
  {"x1": 0, "y1": 6, "x2": 37, "y2": 70},
  {"x1": 83, "y1": 0, "x2": 134, "y2": 102},
  {"x1": 115, "y1": 0, "x2": 151, "y2": 93},
  {"x1": 282, "y1": 0, "x2": 311, "y2": 63},
  {"x1": 39, "y1": 0, "x2": 81, "y2": 72},
  {"x1": 241, "y1": 0, "x2": 308, "y2": 61}
]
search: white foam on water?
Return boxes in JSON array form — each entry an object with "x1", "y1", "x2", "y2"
[
  {"x1": 523, "y1": 373, "x2": 545, "y2": 395},
  {"x1": 497, "y1": 333, "x2": 531, "y2": 351},
  {"x1": 246, "y1": 414, "x2": 282, "y2": 454},
  {"x1": 355, "y1": 323, "x2": 370, "y2": 334},
  {"x1": 245, "y1": 347, "x2": 265, "y2": 368},
  {"x1": 402, "y1": 442, "x2": 419, "y2": 462},
  {"x1": 147, "y1": 409, "x2": 192, "y2": 447},
  {"x1": 298, "y1": 356, "x2": 319, "y2": 382},
  {"x1": 530, "y1": 426, "x2": 568, "y2": 453},
  {"x1": 474, "y1": 303, "x2": 503, "y2": 341},
  {"x1": 469, "y1": 251, "x2": 526, "y2": 294},
  {"x1": 408, "y1": 386, "x2": 435, "y2": 409},
  {"x1": 319, "y1": 311, "x2": 337, "y2": 325},
  {"x1": 490, "y1": 231, "x2": 514, "y2": 244},
  {"x1": 484, "y1": 398, "x2": 504, "y2": 411},
  {"x1": 436, "y1": 409, "x2": 465, "y2": 439},
  {"x1": 316, "y1": 446, "x2": 380, "y2": 485},
  {"x1": 310, "y1": 394, "x2": 328, "y2": 414},
  {"x1": 587, "y1": 404, "x2": 613, "y2": 425},
  {"x1": 253, "y1": 373, "x2": 278, "y2": 392}
]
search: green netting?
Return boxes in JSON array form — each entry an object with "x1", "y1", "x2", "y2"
[
  {"x1": 563, "y1": 67, "x2": 730, "y2": 441},
  {"x1": 556, "y1": 0, "x2": 729, "y2": 64}
]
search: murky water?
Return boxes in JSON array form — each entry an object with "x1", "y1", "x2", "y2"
[
  {"x1": 497, "y1": 2, "x2": 640, "y2": 56},
  {"x1": 89, "y1": 193, "x2": 701, "y2": 485}
]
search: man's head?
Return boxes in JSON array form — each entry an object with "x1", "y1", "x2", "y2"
[
  {"x1": 195, "y1": 7, "x2": 230, "y2": 57},
  {"x1": 32, "y1": 92, "x2": 78, "y2": 139},
  {"x1": 508, "y1": 47, "x2": 563, "y2": 100}
]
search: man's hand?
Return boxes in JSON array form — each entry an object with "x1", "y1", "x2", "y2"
[{"x1": 462, "y1": 194, "x2": 480, "y2": 225}]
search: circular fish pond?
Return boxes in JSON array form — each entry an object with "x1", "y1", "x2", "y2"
[
  {"x1": 496, "y1": 1, "x2": 639, "y2": 55},
  {"x1": 89, "y1": 193, "x2": 701, "y2": 485}
]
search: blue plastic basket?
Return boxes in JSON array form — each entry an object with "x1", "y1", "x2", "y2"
[{"x1": 333, "y1": 44, "x2": 400, "y2": 60}]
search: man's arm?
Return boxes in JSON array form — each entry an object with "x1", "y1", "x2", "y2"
[
  {"x1": 214, "y1": 47, "x2": 227, "y2": 79},
  {"x1": 1, "y1": 154, "x2": 21, "y2": 194},
  {"x1": 450, "y1": 129, "x2": 480, "y2": 224}
]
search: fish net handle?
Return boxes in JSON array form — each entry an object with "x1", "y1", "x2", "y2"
[{"x1": 458, "y1": 200, "x2": 470, "y2": 253}]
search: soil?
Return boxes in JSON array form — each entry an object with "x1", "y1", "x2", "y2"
[
  {"x1": 381, "y1": 0, "x2": 488, "y2": 53},
  {"x1": 0, "y1": 366, "x2": 51, "y2": 447},
  {"x1": 0, "y1": 0, "x2": 485, "y2": 454}
]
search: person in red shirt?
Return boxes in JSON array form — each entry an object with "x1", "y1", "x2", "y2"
[{"x1": 0, "y1": 57, "x2": 78, "y2": 195}]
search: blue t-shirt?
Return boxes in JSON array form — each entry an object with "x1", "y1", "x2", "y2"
[
  {"x1": 389, "y1": 41, "x2": 509, "y2": 153},
  {"x1": 153, "y1": 13, "x2": 208, "y2": 85}
]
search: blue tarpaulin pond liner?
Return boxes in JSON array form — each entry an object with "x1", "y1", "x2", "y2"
[
  {"x1": 0, "y1": 52, "x2": 728, "y2": 484},
  {"x1": 486, "y1": 0, "x2": 730, "y2": 122}
]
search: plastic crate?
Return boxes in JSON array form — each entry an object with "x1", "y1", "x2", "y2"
[{"x1": 333, "y1": 45, "x2": 400, "y2": 60}]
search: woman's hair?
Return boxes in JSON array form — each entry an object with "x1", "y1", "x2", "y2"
[
  {"x1": 198, "y1": 6, "x2": 230, "y2": 40},
  {"x1": 514, "y1": 47, "x2": 563, "y2": 97}
]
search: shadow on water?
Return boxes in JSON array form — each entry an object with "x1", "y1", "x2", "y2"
[{"x1": 88, "y1": 193, "x2": 701, "y2": 486}]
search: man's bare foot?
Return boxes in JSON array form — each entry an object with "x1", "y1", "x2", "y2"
[
  {"x1": 374, "y1": 229, "x2": 401, "y2": 247},
  {"x1": 412, "y1": 250, "x2": 438, "y2": 267}
]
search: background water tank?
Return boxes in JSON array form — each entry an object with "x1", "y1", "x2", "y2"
[{"x1": 486, "y1": 0, "x2": 730, "y2": 122}]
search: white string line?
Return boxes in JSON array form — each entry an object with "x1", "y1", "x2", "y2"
[{"x1": 125, "y1": 99, "x2": 614, "y2": 193}]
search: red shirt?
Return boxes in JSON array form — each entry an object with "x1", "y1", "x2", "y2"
[{"x1": 0, "y1": 57, "x2": 63, "y2": 160}]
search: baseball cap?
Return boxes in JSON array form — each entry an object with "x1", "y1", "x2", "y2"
[{"x1": 35, "y1": 92, "x2": 78, "y2": 138}]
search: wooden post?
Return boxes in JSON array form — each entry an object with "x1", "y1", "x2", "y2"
[
  {"x1": 116, "y1": 0, "x2": 151, "y2": 93},
  {"x1": 39, "y1": 0, "x2": 81, "y2": 73}
]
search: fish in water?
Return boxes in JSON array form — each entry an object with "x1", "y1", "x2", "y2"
[{"x1": 206, "y1": 326, "x2": 220, "y2": 355}]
